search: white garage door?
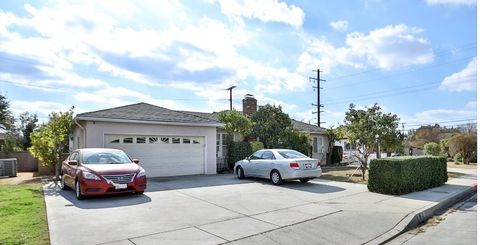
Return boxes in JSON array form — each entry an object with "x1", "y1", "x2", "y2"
[{"x1": 105, "y1": 134, "x2": 205, "y2": 177}]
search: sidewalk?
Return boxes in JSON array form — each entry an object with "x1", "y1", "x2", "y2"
[{"x1": 227, "y1": 168, "x2": 477, "y2": 245}]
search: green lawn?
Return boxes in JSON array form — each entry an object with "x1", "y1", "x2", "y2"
[{"x1": 0, "y1": 183, "x2": 49, "y2": 245}]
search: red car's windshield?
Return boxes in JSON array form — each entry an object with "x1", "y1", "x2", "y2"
[{"x1": 82, "y1": 151, "x2": 132, "y2": 164}]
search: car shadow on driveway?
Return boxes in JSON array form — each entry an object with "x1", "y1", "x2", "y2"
[
  {"x1": 43, "y1": 182, "x2": 152, "y2": 209},
  {"x1": 148, "y1": 174, "x2": 346, "y2": 194}
]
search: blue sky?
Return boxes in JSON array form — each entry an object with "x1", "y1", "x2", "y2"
[{"x1": 0, "y1": 0, "x2": 476, "y2": 129}]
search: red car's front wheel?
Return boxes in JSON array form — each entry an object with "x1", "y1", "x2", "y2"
[{"x1": 75, "y1": 180, "x2": 85, "y2": 200}]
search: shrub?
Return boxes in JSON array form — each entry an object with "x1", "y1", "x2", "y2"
[
  {"x1": 424, "y1": 142, "x2": 441, "y2": 156},
  {"x1": 453, "y1": 153, "x2": 463, "y2": 163},
  {"x1": 331, "y1": 146, "x2": 343, "y2": 164},
  {"x1": 368, "y1": 156, "x2": 447, "y2": 195},
  {"x1": 227, "y1": 141, "x2": 252, "y2": 169},
  {"x1": 471, "y1": 152, "x2": 477, "y2": 164},
  {"x1": 250, "y1": 141, "x2": 264, "y2": 153}
]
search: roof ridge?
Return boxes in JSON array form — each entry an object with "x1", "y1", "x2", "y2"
[{"x1": 76, "y1": 102, "x2": 150, "y2": 116}]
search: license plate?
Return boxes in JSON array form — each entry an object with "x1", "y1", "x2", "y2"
[
  {"x1": 305, "y1": 163, "x2": 312, "y2": 169},
  {"x1": 114, "y1": 183, "x2": 127, "y2": 190}
]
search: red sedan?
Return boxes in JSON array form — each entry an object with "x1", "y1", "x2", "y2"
[{"x1": 61, "y1": 148, "x2": 147, "y2": 200}]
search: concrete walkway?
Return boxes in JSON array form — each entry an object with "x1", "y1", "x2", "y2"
[{"x1": 43, "y1": 168, "x2": 476, "y2": 245}]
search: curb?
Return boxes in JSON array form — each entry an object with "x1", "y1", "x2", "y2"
[{"x1": 366, "y1": 183, "x2": 477, "y2": 245}]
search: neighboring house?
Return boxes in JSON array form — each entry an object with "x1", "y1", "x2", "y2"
[
  {"x1": 291, "y1": 119, "x2": 327, "y2": 165},
  {"x1": 72, "y1": 95, "x2": 328, "y2": 178}
]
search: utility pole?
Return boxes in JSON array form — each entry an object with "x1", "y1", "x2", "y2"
[
  {"x1": 310, "y1": 69, "x2": 325, "y2": 127},
  {"x1": 225, "y1": 86, "x2": 236, "y2": 110},
  {"x1": 402, "y1": 123, "x2": 405, "y2": 139}
]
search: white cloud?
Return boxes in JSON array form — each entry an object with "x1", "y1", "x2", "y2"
[
  {"x1": 10, "y1": 100, "x2": 80, "y2": 123},
  {"x1": 465, "y1": 100, "x2": 477, "y2": 109},
  {"x1": 297, "y1": 24, "x2": 434, "y2": 73},
  {"x1": 425, "y1": 0, "x2": 476, "y2": 6},
  {"x1": 215, "y1": 0, "x2": 305, "y2": 28},
  {"x1": 440, "y1": 57, "x2": 477, "y2": 92},
  {"x1": 74, "y1": 85, "x2": 180, "y2": 109},
  {"x1": 401, "y1": 108, "x2": 477, "y2": 128},
  {"x1": 330, "y1": 20, "x2": 349, "y2": 31}
]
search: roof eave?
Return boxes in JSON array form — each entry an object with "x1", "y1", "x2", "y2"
[{"x1": 75, "y1": 116, "x2": 224, "y2": 128}]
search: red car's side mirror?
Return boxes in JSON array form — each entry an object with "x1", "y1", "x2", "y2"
[
  {"x1": 67, "y1": 160, "x2": 78, "y2": 165},
  {"x1": 132, "y1": 159, "x2": 140, "y2": 164}
]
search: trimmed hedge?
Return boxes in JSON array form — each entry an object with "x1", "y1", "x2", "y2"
[
  {"x1": 250, "y1": 141, "x2": 264, "y2": 153},
  {"x1": 368, "y1": 156, "x2": 448, "y2": 195},
  {"x1": 227, "y1": 141, "x2": 252, "y2": 169}
]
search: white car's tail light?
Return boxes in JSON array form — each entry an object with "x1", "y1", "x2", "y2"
[{"x1": 290, "y1": 162, "x2": 300, "y2": 170}]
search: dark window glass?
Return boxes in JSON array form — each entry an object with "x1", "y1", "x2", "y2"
[
  {"x1": 278, "y1": 150, "x2": 307, "y2": 159},
  {"x1": 123, "y1": 137, "x2": 133, "y2": 143},
  {"x1": 172, "y1": 138, "x2": 180, "y2": 144},
  {"x1": 149, "y1": 137, "x2": 158, "y2": 144},
  {"x1": 261, "y1": 151, "x2": 275, "y2": 160},
  {"x1": 183, "y1": 138, "x2": 191, "y2": 144},
  {"x1": 250, "y1": 151, "x2": 264, "y2": 159},
  {"x1": 136, "y1": 137, "x2": 146, "y2": 143},
  {"x1": 161, "y1": 137, "x2": 170, "y2": 144}
]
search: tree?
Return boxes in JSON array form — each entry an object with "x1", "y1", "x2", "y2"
[
  {"x1": 439, "y1": 138, "x2": 450, "y2": 157},
  {"x1": 424, "y1": 142, "x2": 441, "y2": 156},
  {"x1": 29, "y1": 107, "x2": 74, "y2": 179},
  {"x1": 217, "y1": 110, "x2": 252, "y2": 138},
  {"x1": 449, "y1": 133, "x2": 477, "y2": 164},
  {"x1": 343, "y1": 103, "x2": 401, "y2": 180},
  {"x1": 276, "y1": 127, "x2": 311, "y2": 156},
  {"x1": 0, "y1": 93, "x2": 15, "y2": 130},
  {"x1": 18, "y1": 112, "x2": 38, "y2": 150},
  {"x1": 251, "y1": 104, "x2": 291, "y2": 148},
  {"x1": 324, "y1": 126, "x2": 345, "y2": 165},
  {"x1": 410, "y1": 124, "x2": 459, "y2": 149}
]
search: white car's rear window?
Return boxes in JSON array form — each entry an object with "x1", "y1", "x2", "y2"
[{"x1": 278, "y1": 150, "x2": 307, "y2": 159}]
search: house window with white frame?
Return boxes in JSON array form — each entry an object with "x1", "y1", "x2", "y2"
[
  {"x1": 313, "y1": 137, "x2": 318, "y2": 153},
  {"x1": 216, "y1": 133, "x2": 227, "y2": 157}
]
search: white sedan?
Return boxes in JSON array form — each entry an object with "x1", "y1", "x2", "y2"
[{"x1": 234, "y1": 149, "x2": 322, "y2": 185}]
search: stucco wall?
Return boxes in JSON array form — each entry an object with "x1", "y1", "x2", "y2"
[{"x1": 76, "y1": 120, "x2": 217, "y2": 175}]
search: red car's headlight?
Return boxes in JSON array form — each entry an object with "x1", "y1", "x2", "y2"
[{"x1": 82, "y1": 171, "x2": 101, "y2": 180}]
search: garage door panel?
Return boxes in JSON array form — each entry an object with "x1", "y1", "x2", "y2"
[{"x1": 105, "y1": 134, "x2": 205, "y2": 177}]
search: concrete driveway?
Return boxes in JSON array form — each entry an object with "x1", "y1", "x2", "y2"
[{"x1": 43, "y1": 171, "x2": 476, "y2": 245}]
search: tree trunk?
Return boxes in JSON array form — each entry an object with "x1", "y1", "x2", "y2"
[{"x1": 55, "y1": 162, "x2": 60, "y2": 181}]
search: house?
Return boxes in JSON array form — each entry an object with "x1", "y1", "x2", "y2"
[{"x1": 72, "y1": 95, "x2": 328, "y2": 178}]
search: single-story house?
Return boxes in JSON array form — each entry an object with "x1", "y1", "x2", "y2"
[{"x1": 72, "y1": 95, "x2": 327, "y2": 178}]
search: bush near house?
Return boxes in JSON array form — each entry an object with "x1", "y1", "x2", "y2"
[
  {"x1": 368, "y1": 156, "x2": 447, "y2": 195},
  {"x1": 331, "y1": 146, "x2": 343, "y2": 164},
  {"x1": 250, "y1": 141, "x2": 264, "y2": 153},
  {"x1": 424, "y1": 142, "x2": 441, "y2": 156},
  {"x1": 227, "y1": 141, "x2": 252, "y2": 168}
]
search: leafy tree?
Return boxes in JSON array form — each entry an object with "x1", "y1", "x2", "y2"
[
  {"x1": 251, "y1": 104, "x2": 291, "y2": 148},
  {"x1": 324, "y1": 126, "x2": 345, "y2": 165},
  {"x1": 217, "y1": 110, "x2": 252, "y2": 138},
  {"x1": 1, "y1": 131, "x2": 22, "y2": 152},
  {"x1": 0, "y1": 93, "x2": 15, "y2": 130},
  {"x1": 275, "y1": 127, "x2": 311, "y2": 156},
  {"x1": 424, "y1": 142, "x2": 441, "y2": 156},
  {"x1": 449, "y1": 133, "x2": 477, "y2": 164},
  {"x1": 410, "y1": 124, "x2": 459, "y2": 149},
  {"x1": 343, "y1": 103, "x2": 401, "y2": 180},
  {"x1": 29, "y1": 107, "x2": 74, "y2": 179},
  {"x1": 439, "y1": 138, "x2": 450, "y2": 157},
  {"x1": 18, "y1": 112, "x2": 38, "y2": 150}
]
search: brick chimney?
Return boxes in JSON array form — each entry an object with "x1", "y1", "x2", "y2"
[{"x1": 242, "y1": 94, "x2": 257, "y2": 117}]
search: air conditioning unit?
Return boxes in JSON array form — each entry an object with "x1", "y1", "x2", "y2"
[{"x1": 0, "y1": 158, "x2": 17, "y2": 177}]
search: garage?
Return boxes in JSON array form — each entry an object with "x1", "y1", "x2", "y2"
[{"x1": 104, "y1": 134, "x2": 205, "y2": 177}]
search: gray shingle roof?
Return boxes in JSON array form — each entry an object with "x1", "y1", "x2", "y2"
[
  {"x1": 291, "y1": 119, "x2": 325, "y2": 134},
  {"x1": 76, "y1": 103, "x2": 220, "y2": 125}
]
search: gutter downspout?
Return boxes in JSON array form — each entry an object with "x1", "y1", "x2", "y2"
[{"x1": 74, "y1": 118, "x2": 86, "y2": 149}]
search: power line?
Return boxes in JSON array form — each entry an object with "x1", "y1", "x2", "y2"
[
  {"x1": 403, "y1": 118, "x2": 477, "y2": 127},
  {"x1": 328, "y1": 55, "x2": 475, "y2": 89},
  {"x1": 322, "y1": 75, "x2": 475, "y2": 106},
  {"x1": 327, "y1": 43, "x2": 476, "y2": 81}
]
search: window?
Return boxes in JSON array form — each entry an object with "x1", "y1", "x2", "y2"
[
  {"x1": 261, "y1": 151, "x2": 275, "y2": 160},
  {"x1": 110, "y1": 139, "x2": 120, "y2": 143},
  {"x1": 183, "y1": 138, "x2": 191, "y2": 144},
  {"x1": 149, "y1": 137, "x2": 158, "y2": 144},
  {"x1": 250, "y1": 151, "x2": 264, "y2": 159},
  {"x1": 161, "y1": 137, "x2": 170, "y2": 144},
  {"x1": 193, "y1": 139, "x2": 200, "y2": 144},
  {"x1": 313, "y1": 137, "x2": 318, "y2": 153},
  {"x1": 172, "y1": 138, "x2": 180, "y2": 144},
  {"x1": 216, "y1": 133, "x2": 227, "y2": 157},
  {"x1": 318, "y1": 137, "x2": 323, "y2": 153},
  {"x1": 136, "y1": 137, "x2": 146, "y2": 143},
  {"x1": 76, "y1": 136, "x2": 80, "y2": 149},
  {"x1": 123, "y1": 137, "x2": 133, "y2": 143},
  {"x1": 278, "y1": 150, "x2": 307, "y2": 159}
]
